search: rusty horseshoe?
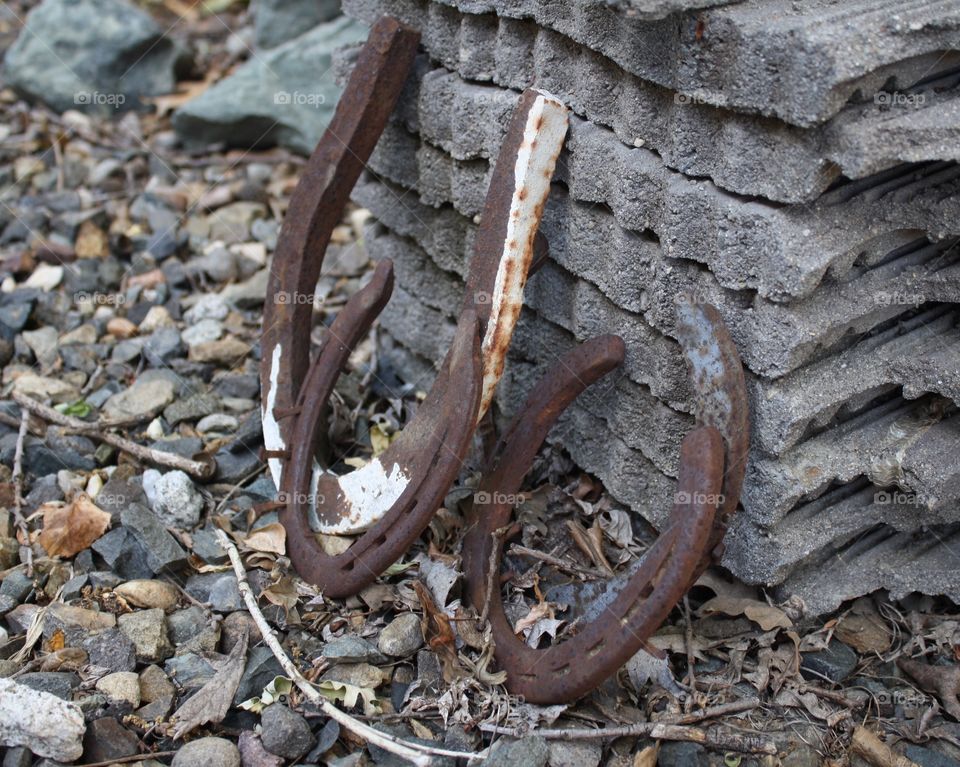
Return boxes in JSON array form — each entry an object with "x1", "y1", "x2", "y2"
[
  {"x1": 260, "y1": 15, "x2": 571, "y2": 598},
  {"x1": 462, "y1": 300, "x2": 750, "y2": 703}
]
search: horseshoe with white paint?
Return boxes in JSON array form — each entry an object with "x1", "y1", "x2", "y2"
[{"x1": 259, "y1": 15, "x2": 569, "y2": 597}]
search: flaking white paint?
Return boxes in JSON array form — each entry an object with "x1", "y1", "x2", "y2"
[{"x1": 478, "y1": 91, "x2": 568, "y2": 420}]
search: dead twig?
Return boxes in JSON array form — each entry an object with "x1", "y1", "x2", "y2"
[
  {"x1": 13, "y1": 392, "x2": 215, "y2": 479},
  {"x1": 481, "y1": 719, "x2": 775, "y2": 755},
  {"x1": 683, "y1": 595, "x2": 696, "y2": 714},
  {"x1": 74, "y1": 752, "x2": 178, "y2": 767},
  {"x1": 481, "y1": 701, "x2": 775, "y2": 754},
  {"x1": 850, "y1": 726, "x2": 919, "y2": 767},
  {"x1": 213, "y1": 529, "x2": 484, "y2": 766},
  {"x1": 12, "y1": 408, "x2": 32, "y2": 575},
  {"x1": 507, "y1": 544, "x2": 606, "y2": 579},
  {"x1": 480, "y1": 525, "x2": 512, "y2": 625},
  {"x1": 670, "y1": 699, "x2": 762, "y2": 724}
]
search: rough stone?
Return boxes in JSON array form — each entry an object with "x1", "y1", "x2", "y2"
[
  {"x1": 173, "y1": 17, "x2": 367, "y2": 154},
  {"x1": 81, "y1": 629, "x2": 137, "y2": 673},
  {"x1": 800, "y1": 640, "x2": 859, "y2": 684},
  {"x1": 150, "y1": 470, "x2": 204, "y2": 528},
  {"x1": 0, "y1": 678, "x2": 85, "y2": 762},
  {"x1": 4, "y1": 0, "x2": 184, "y2": 114},
  {"x1": 102, "y1": 379, "x2": 175, "y2": 420},
  {"x1": 483, "y1": 736, "x2": 549, "y2": 767},
  {"x1": 260, "y1": 704, "x2": 316, "y2": 760},
  {"x1": 118, "y1": 608, "x2": 173, "y2": 663},
  {"x1": 163, "y1": 392, "x2": 221, "y2": 424},
  {"x1": 82, "y1": 716, "x2": 139, "y2": 763},
  {"x1": 17, "y1": 672, "x2": 79, "y2": 701},
  {"x1": 120, "y1": 503, "x2": 188, "y2": 573},
  {"x1": 185, "y1": 572, "x2": 243, "y2": 613},
  {"x1": 233, "y1": 646, "x2": 284, "y2": 705},
  {"x1": 657, "y1": 742, "x2": 709, "y2": 767},
  {"x1": 323, "y1": 635, "x2": 387, "y2": 664},
  {"x1": 547, "y1": 739, "x2": 602, "y2": 767},
  {"x1": 255, "y1": 0, "x2": 341, "y2": 48},
  {"x1": 377, "y1": 612, "x2": 423, "y2": 657},
  {"x1": 95, "y1": 671, "x2": 141, "y2": 707},
  {"x1": 172, "y1": 736, "x2": 241, "y2": 767}
]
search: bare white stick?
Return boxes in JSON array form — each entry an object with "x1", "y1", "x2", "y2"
[
  {"x1": 12, "y1": 409, "x2": 32, "y2": 574},
  {"x1": 213, "y1": 529, "x2": 482, "y2": 765}
]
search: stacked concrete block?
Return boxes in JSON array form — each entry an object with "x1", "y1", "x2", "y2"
[{"x1": 341, "y1": 0, "x2": 960, "y2": 613}]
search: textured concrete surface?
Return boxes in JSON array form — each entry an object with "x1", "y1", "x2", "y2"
[
  {"x1": 361, "y1": 224, "x2": 960, "y2": 529},
  {"x1": 359, "y1": 187, "x2": 960, "y2": 608},
  {"x1": 345, "y1": 0, "x2": 960, "y2": 127},
  {"x1": 354, "y1": 173, "x2": 960, "y2": 383},
  {"x1": 344, "y1": 1, "x2": 960, "y2": 611},
  {"x1": 337, "y1": 35, "x2": 960, "y2": 202},
  {"x1": 366, "y1": 116, "x2": 960, "y2": 303}
]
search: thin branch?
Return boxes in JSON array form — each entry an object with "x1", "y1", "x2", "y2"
[
  {"x1": 481, "y1": 701, "x2": 776, "y2": 755},
  {"x1": 12, "y1": 409, "x2": 32, "y2": 575},
  {"x1": 213, "y1": 530, "x2": 483, "y2": 766},
  {"x1": 507, "y1": 544, "x2": 605, "y2": 579},
  {"x1": 850, "y1": 726, "x2": 919, "y2": 767},
  {"x1": 13, "y1": 392, "x2": 215, "y2": 478},
  {"x1": 75, "y1": 751, "x2": 177, "y2": 767}
]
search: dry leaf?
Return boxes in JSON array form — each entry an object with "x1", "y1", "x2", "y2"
[
  {"x1": 171, "y1": 625, "x2": 248, "y2": 739},
  {"x1": 835, "y1": 601, "x2": 892, "y2": 654},
  {"x1": 317, "y1": 679, "x2": 381, "y2": 716},
  {"x1": 243, "y1": 523, "x2": 286, "y2": 556},
  {"x1": 699, "y1": 596, "x2": 792, "y2": 631},
  {"x1": 261, "y1": 576, "x2": 299, "y2": 620},
  {"x1": 634, "y1": 745, "x2": 658, "y2": 767},
  {"x1": 414, "y1": 581, "x2": 461, "y2": 681},
  {"x1": 565, "y1": 519, "x2": 613, "y2": 574},
  {"x1": 38, "y1": 495, "x2": 110, "y2": 558}
]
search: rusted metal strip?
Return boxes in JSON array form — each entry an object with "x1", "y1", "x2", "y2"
[
  {"x1": 263, "y1": 17, "x2": 571, "y2": 595},
  {"x1": 674, "y1": 296, "x2": 750, "y2": 579},
  {"x1": 260, "y1": 16, "x2": 420, "y2": 493},
  {"x1": 462, "y1": 303, "x2": 750, "y2": 704}
]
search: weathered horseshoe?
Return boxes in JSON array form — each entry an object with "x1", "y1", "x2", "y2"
[
  {"x1": 260, "y1": 15, "x2": 570, "y2": 597},
  {"x1": 462, "y1": 301, "x2": 750, "y2": 703}
]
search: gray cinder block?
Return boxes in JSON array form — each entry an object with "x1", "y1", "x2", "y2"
[{"x1": 345, "y1": 0, "x2": 960, "y2": 128}]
